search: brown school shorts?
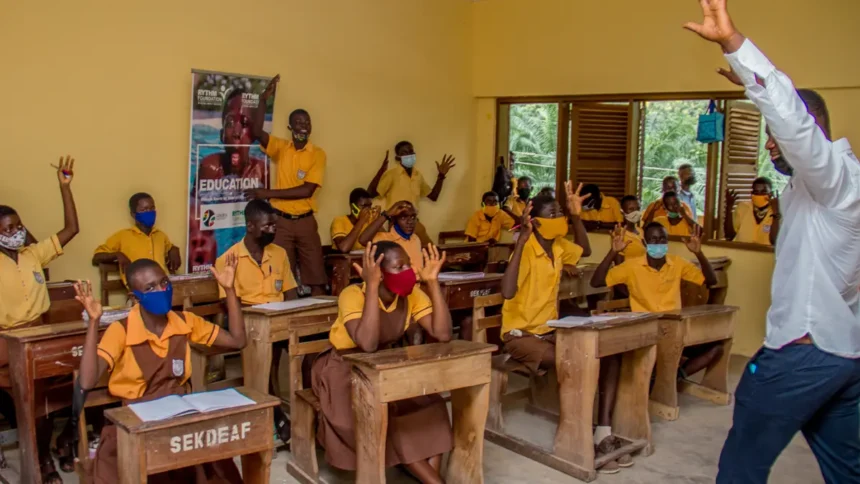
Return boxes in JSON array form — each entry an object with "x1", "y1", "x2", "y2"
[{"x1": 274, "y1": 214, "x2": 327, "y2": 287}]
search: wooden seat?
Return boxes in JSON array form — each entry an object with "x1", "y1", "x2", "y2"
[
  {"x1": 438, "y1": 230, "x2": 466, "y2": 245},
  {"x1": 74, "y1": 370, "x2": 120, "y2": 481},
  {"x1": 593, "y1": 298, "x2": 631, "y2": 315},
  {"x1": 97, "y1": 262, "x2": 126, "y2": 306}
]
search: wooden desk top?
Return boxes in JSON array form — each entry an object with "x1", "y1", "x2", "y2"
[
  {"x1": 554, "y1": 312, "x2": 659, "y2": 331},
  {"x1": 658, "y1": 304, "x2": 739, "y2": 320},
  {"x1": 325, "y1": 252, "x2": 362, "y2": 261},
  {"x1": 692, "y1": 257, "x2": 732, "y2": 270},
  {"x1": 344, "y1": 340, "x2": 496, "y2": 371},
  {"x1": 437, "y1": 242, "x2": 489, "y2": 250},
  {"x1": 0, "y1": 320, "x2": 98, "y2": 343},
  {"x1": 436, "y1": 273, "x2": 504, "y2": 286},
  {"x1": 105, "y1": 387, "x2": 279, "y2": 434},
  {"x1": 242, "y1": 297, "x2": 337, "y2": 317}
]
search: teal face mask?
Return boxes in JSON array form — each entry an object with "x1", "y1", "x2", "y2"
[
  {"x1": 646, "y1": 244, "x2": 668, "y2": 259},
  {"x1": 400, "y1": 154, "x2": 417, "y2": 168},
  {"x1": 667, "y1": 211, "x2": 680, "y2": 219}
]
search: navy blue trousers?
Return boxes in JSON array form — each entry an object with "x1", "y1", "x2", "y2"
[{"x1": 717, "y1": 343, "x2": 860, "y2": 483}]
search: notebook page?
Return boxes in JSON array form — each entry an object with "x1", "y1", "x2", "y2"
[
  {"x1": 128, "y1": 395, "x2": 198, "y2": 422},
  {"x1": 182, "y1": 389, "x2": 256, "y2": 413},
  {"x1": 438, "y1": 272, "x2": 486, "y2": 281},
  {"x1": 250, "y1": 298, "x2": 333, "y2": 312}
]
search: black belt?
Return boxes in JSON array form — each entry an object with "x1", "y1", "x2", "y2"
[{"x1": 274, "y1": 208, "x2": 314, "y2": 220}]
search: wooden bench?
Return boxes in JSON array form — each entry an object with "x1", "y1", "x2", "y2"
[
  {"x1": 438, "y1": 230, "x2": 467, "y2": 245},
  {"x1": 650, "y1": 305, "x2": 738, "y2": 421},
  {"x1": 97, "y1": 262, "x2": 126, "y2": 306},
  {"x1": 344, "y1": 341, "x2": 496, "y2": 484},
  {"x1": 104, "y1": 387, "x2": 278, "y2": 484}
]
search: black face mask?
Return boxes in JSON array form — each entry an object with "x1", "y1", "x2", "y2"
[
  {"x1": 517, "y1": 188, "x2": 532, "y2": 200},
  {"x1": 772, "y1": 156, "x2": 794, "y2": 177},
  {"x1": 684, "y1": 176, "x2": 697, "y2": 187},
  {"x1": 258, "y1": 232, "x2": 276, "y2": 247}
]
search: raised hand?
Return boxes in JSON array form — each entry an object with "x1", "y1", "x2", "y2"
[
  {"x1": 725, "y1": 188, "x2": 738, "y2": 209},
  {"x1": 769, "y1": 192, "x2": 780, "y2": 214},
  {"x1": 611, "y1": 224, "x2": 632, "y2": 253},
  {"x1": 716, "y1": 66, "x2": 743, "y2": 86},
  {"x1": 418, "y1": 244, "x2": 447, "y2": 282},
  {"x1": 565, "y1": 181, "x2": 591, "y2": 216},
  {"x1": 436, "y1": 154, "x2": 456, "y2": 176},
  {"x1": 353, "y1": 243, "x2": 384, "y2": 284},
  {"x1": 262, "y1": 74, "x2": 280, "y2": 100},
  {"x1": 381, "y1": 150, "x2": 390, "y2": 171},
  {"x1": 74, "y1": 280, "x2": 103, "y2": 324},
  {"x1": 685, "y1": 224, "x2": 704, "y2": 254},
  {"x1": 369, "y1": 206, "x2": 382, "y2": 221},
  {"x1": 683, "y1": 0, "x2": 743, "y2": 50},
  {"x1": 210, "y1": 252, "x2": 238, "y2": 290},
  {"x1": 387, "y1": 201, "x2": 409, "y2": 218},
  {"x1": 357, "y1": 207, "x2": 372, "y2": 224},
  {"x1": 519, "y1": 201, "x2": 535, "y2": 240},
  {"x1": 56, "y1": 155, "x2": 75, "y2": 185}
]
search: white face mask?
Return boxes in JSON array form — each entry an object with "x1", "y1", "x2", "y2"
[
  {"x1": 400, "y1": 154, "x2": 417, "y2": 168},
  {"x1": 624, "y1": 210, "x2": 643, "y2": 224},
  {"x1": 0, "y1": 229, "x2": 27, "y2": 250}
]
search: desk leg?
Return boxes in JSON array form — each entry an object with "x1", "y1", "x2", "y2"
[
  {"x1": 352, "y1": 368, "x2": 387, "y2": 484},
  {"x1": 241, "y1": 314, "x2": 272, "y2": 395},
  {"x1": 8, "y1": 341, "x2": 40, "y2": 484},
  {"x1": 681, "y1": 338, "x2": 733, "y2": 406},
  {"x1": 116, "y1": 426, "x2": 146, "y2": 484},
  {"x1": 613, "y1": 345, "x2": 656, "y2": 455},
  {"x1": 650, "y1": 321, "x2": 683, "y2": 421},
  {"x1": 331, "y1": 260, "x2": 350, "y2": 296},
  {"x1": 447, "y1": 383, "x2": 489, "y2": 484},
  {"x1": 554, "y1": 330, "x2": 599, "y2": 479},
  {"x1": 241, "y1": 405, "x2": 273, "y2": 484}
]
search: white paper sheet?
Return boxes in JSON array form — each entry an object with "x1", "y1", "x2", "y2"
[
  {"x1": 438, "y1": 272, "x2": 486, "y2": 281},
  {"x1": 181, "y1": 388, "x2": 255, "y2": 413},
  {"x1": 251, "y1": 298, "x2": 334, "y2": 311},
  {"x1": 128, "y1": 395, "x2": 198, "y2": 422},
  {"x1": 547, "y1": 315, "x2": 622, "y2": 328},
  {"x1": 169, "y1": 273, "x2": 214, "y2": 282}
]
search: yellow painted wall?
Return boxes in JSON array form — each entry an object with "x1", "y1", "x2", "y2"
[{"x1": 0, "y1": 0, "x2": 475, "y2": 284}]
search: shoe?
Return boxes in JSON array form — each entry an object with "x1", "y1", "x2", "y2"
[
  {"x1": 617, "y1": 453, "x2": 634, "y2": 468},
  {"x1": 598, "y1": 459, "x2": 620, "y2": 474}
]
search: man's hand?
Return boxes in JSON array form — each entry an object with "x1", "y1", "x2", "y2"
[
  {"x1": 436, "y1": 154, "x2": 456, "y2": 176},
  {"x1": 611, "y1": 224, "x2": 632, "y2": 253},
  {"x1": 725, "y1": 188, "x2": 738, "y2": 210},
  {"x1": 685, "y1": 225, "x2": 704, "y2": 254},
  {"x1": 262, "y1": 74, "x2": 280, "y2": 100},
  {"x1": 74, "y1": 280, "x2": 103, "y2": 324},
  {"x1": 565, "y1": 181, "x2": 591, "y2": 216},
  {"x1": 167, "y1": 247, "x2": 181, "y2": 273},
  {"x1": 683, "y1": 0, "x2": 745, "y2": 52},
  {"x1": 418, "y1": 244, "x2": 447, "y2": 282},
  {"x1": 244, "y1": 188, "x2": 270, "y2": 201},
  {"x1": 56, "y1": 155, "x2": 74, "y2": 186},
  {"x1": 210, "y1": 252, "x2": 238, "y2": 290},
  {"x1": 387, "y1": 201, "x2": 409, "y2": 218},
  {"x1": 356, "y1": 207, "x2": 372, "y2": 225},
  {"x1": 519, "y1": 201, "x2": 534, "y2": 241},
  {"x1": 769, "y1": 192, "x2": 780, "y2": 214},
  {"x1": 116, "y1": 253, "x2": 132, "y2": 272},
  {"x1": 717, "y1": 67, "x2": 743, "y2": 86},
  {"x1": 353, "y1": 244, "x2": 384, "y2": 284}
]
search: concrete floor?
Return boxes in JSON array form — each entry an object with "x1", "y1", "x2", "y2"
[{"x1": 0, "y1": 355, "x2": 824, "y2": 483}]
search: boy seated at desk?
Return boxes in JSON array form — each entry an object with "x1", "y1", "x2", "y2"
[
  {"x1": 92, "y1": 192, "x2": 181, "y2": 284},
  {"x1": 500, "y1": 185, "x2": 591, "y2": 367},
  {"x1": 653, "y1": 191, "x2": 698, "y2": 237},
  {"x1": 312, "y1": 241, "x2": 453, "y2": 483},
  {"x1": 0, "y1": 157, "x2": 79, "y2": 483},
  {"x1": 590, "y1": 222, "x2": 720, "y2": 472},
  {"x1": 618, "y1": 195, "x2": 646, "y2": 261},
  {"x1": 359, "y1": 200, "x2": 425, "y2": 277},
  {"x1": 579, "y1": 184, "x2": 624, "y2": 231},
  {"x1": 73, "y1": 256, "x2": 247, "y2": 484},
  {"x1": 331, "y1": 188, "x2": 375, "y2": 253},
  {"x1": 464, "y1": 191, "x2": 515, "y2": 244}
]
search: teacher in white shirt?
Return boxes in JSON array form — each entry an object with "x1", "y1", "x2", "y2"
[{"x1": 686, "y1": 1, "x2": 860, "y2": 483}]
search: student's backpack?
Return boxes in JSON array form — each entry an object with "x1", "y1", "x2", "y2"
[{"x1": 492, "y1": 157, "x2": 513, "y2": 203}]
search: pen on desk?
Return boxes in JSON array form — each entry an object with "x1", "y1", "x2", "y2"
[{"x1": 50, "y1": 164, "x2": 71, "y2": 178}]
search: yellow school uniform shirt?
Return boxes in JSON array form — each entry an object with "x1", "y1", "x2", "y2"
[
  {"x1": 373, "y1": 228, "x2": 425, "y2": 276},
  {"x1": 621, "y1": 229, "x2": 647, "y2": 259},
  {"x1": 733, "y1": 201, "x2": 774, "y2": 246},
  {"x1": 464, "y1": 210, "x2": 515, "y2": 243},
  {"x1": 330, "y1": 215, "x2": 369, "y2": 251},
  {"x1": 505, "y1": 196, "x2": 527, "y2": 218},
  {"x1": 376, "y1": 164, "x2": 432, "y2": 208},
  {"x1": 94, "y1": 226, "x2": 174, "y2": 284},
  {"x1": 328, "y1": 284, "x2": 433, "y2": 350},
  {"x1": 97, "y1": 306, "x2": 220, "y2": 400},
  {"x1": 579, "y1": 195, "x2": 624, "y2": 224},
  {"x1": 605, "y1": 255, "x2": 705, "y2": 312},
  {"x1": 0, "y1": 235, "x2": 62, "y2": 328},
  {"x1": 215, "y1": 240, "x2": 297, "y2": 305},
  {"x1": 653, "y1": 216, "x2": 693, "y2": 237},
  {"x1": 264, "y1": 136, "x2": 326, "y2": 215},
  {"x1": 645, "y1": 200, "x2": 693, "y2": 220},
  {"x1": 501, "y1": 234, "x2": 584, "y2": 335}
]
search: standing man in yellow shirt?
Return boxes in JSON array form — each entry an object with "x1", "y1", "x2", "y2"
[
  {"x1": 724, "y1": 177, "x2": 780, "y2": 246},
  {"x1": 246, "y1": 75, "x2": 327, "y2": 296},
  {"x1": 92, "y1": 192, "x2": 181, "y2": 284},
  {"x1": 366, "y1": 142, "x2": 456, "y2": 246},
  {"x1": 579, "y1": 184, "x2": 624, "y2": 231}
]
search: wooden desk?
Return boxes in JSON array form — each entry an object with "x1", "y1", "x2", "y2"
[
  {"x1": 557, "y1": 264, "x2": 612, "y2": 302},
  {"x1": 1, "y1": 321, "x2": 107, "y2": 484},
  {"x1": 345, "y1": 341, "x2": 496, "y2": 484},
  {"x1": 325, "y1": 252, "x2": 362, "y2": 296},
  {"x1": 485, "y1": 313, "x2": 660, "y2": 482},
  {"x1": 438, "y1": 242, "x2": 489, "y2": 271},
  {"x1": 437, "y1": 274, "x2": 504, "y2": 311},
  {"x1": 46, "y1": 281, "x2": 85, "y2": 324},
  {"x1": 650, "y1": 305, "x2": 738, "y2": 421},
  {"x1": 104, "y1": 387, "x2": 278, "y2": 484},
  {"x1": 170, "y1": 274, "x2": 220, "y2": 307},
  {"x1": 240, "y1": 300, "x2": 338, "y2": 397},
  {"x1": 683, "y1": 257, "x2": 731, "y2": 306}
]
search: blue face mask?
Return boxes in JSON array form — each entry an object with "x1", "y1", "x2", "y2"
[
  {"x1": 133, "y1": 283, "x2": 173, "y2": 315},
  {"x1": 646, "y1": 244, "x2": 669, "y2": 259},
  {"x1": 400, "y1": 154, "x2": 417, "y2": 168},
  {"x1": 393, "y1": 223, "x2": 413, "y2": 240},
  {"x1": 135, "y1": 210, "x2": 157, "y2": 228}
]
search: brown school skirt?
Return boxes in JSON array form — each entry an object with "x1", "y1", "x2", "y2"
[
  {"x1": 311, "y1": 349, "x2": 453, "y2": 471},
  {"x1": 93, "y1": 425, "x2": 243, "y2": 484},
  {"x1": 502, "y1": 331, "x2": 556, "y2": 374}
]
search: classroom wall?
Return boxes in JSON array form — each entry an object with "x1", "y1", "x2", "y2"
[{"x1": 0, "y1": 0, "x2": 475, "y2": 284}]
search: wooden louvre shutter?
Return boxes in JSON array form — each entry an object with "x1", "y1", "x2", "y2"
[
  {"x1": 569, "y1": 103, "x2": 632, "y2": 199},
  {"x1": 718, "y1": 100, "x2": 762, "y2": 237}
]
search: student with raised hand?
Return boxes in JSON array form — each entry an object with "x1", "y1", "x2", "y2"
[
  {"x1": 93, "y1": 192, "x2": 181, "y2": 283},
  {"x1": 724, "y1": 177, "x2": 779, "y2": 246},
  {"x1": 686, "y1": 1, "x2": 860, "y2": 481},
  {"x1": 590, "y1": 222, "x2": 718, "y2": 473},
  {"x1": 74, "y1": 256, "x2": 246, "y2": 484},
  {"x1": 311, "y1": 242, "x2": 453, "y2": 484},
  {"x1": 617, "y1": 195, "x2": 647, "y2": 261},
  {"x1": 499, "y1": 182, "x2": 591, "y2": 374},
  {"x1": 653, "y1": 191, "x2": 697, "y2": 236},
  {"x1": 464, "y1": 191, "x2": 515, "y2": 244},
  {"x1": 359, "y1": 200, "x2": 426, "y2": 277},
  {"x1": 578, "y1": 183, "x2": 624, "y2": 231},
  {"x1": 330, "y1": 188, "x2": 374, "y2": 253}
]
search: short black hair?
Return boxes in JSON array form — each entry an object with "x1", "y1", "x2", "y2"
[
  {"x1": 753, "y1": 177, "x2": 773, "y2": 189},
  {"x1": 395, "y1": 140, "x2": 412, "y2": 153},
  {"x1": 482, "y1": 191, "x2": 498, "y2": 201},
  {"x1": 289, "y1": 109, "x2": 310, "y2": 125},
  {"x1": 663, "y1": 175, "x2": 679, "y2": 184},
  {"x1": 581, "y1": 184, "x2": 600, "y2": 197},
  {"x1": 221, "y1": 88, "x2": 245, "y2": 122},
  {"x1": 244, "y1": 199, "x2": 275, "y2": 223},
  {"x1": 644, "y1": 222, "x2": 667, "y2": 239},
  {"x1": 662, "y1": 191, "x2": 678, "y2": 203},
  {"x1": 797, "y1": 89, "x2": 831, "y2": 139},
  {"x1": 126, "y1": 258, "x2": 164, "y2": 288},
  {"x1": 373, "y1": 240, "x2": 405, "y2": 261},
  {"x1": 0, "y1": 205, "x2": 18, "y2": 219},
  {"x1": 529, "y1": 194, "x2": 556, "y2": 217},
  {"x1": 129, "y1": 193, "x2": 153, "y2": 213},
  {"x1": 620, "y1": 195, "x2": 639, "y2": 206},
  {"x1": 517, "y1": 176, "x2": 532, "y2": 185},
  {"x1": 678, "y1": 163, "x2": 693, "y2": 171},
  {"x1": 349, "y1": 188, "x2": 372, "y2": 206}
]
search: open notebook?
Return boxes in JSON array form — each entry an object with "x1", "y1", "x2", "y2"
[{"x1": 128, "y1": 388, "x2": 256, "y2": 422}]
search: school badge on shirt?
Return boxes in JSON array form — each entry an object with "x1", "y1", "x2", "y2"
[
  {"x1": 33, "y1": 271, "x2": 44, "y2": 284},
  {"x1": 172, "y1": 359, "x2": 184, "y2": 377},
  {"x1": 297, "y1": 169, "x2": 306, "y2": 180},
  {"x1": 275, "y1": 280, "x2": 283, "y2": 292}
]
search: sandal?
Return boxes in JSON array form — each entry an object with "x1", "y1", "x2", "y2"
[
  {"x1": 40, "y1": 456, "x2": 63, "y2": 484},
  {"x1": 54, "y1": 422, "x2": 77, "y2": 473}
]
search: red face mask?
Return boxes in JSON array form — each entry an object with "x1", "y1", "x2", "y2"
[{"x1": 382, "y1": 269, "x2": 417, "y2": 297}]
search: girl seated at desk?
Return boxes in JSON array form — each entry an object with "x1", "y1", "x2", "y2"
[
  {"x1": 312, "y1": 241, "x2": 453, "y2": 484},
  {"x1": 73, "y1": 256, "x2": 247, "y2": 483}
]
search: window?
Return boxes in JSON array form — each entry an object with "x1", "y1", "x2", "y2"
[{"x1": 508, "y1": 103, "x2": 558, "y2": 193}]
